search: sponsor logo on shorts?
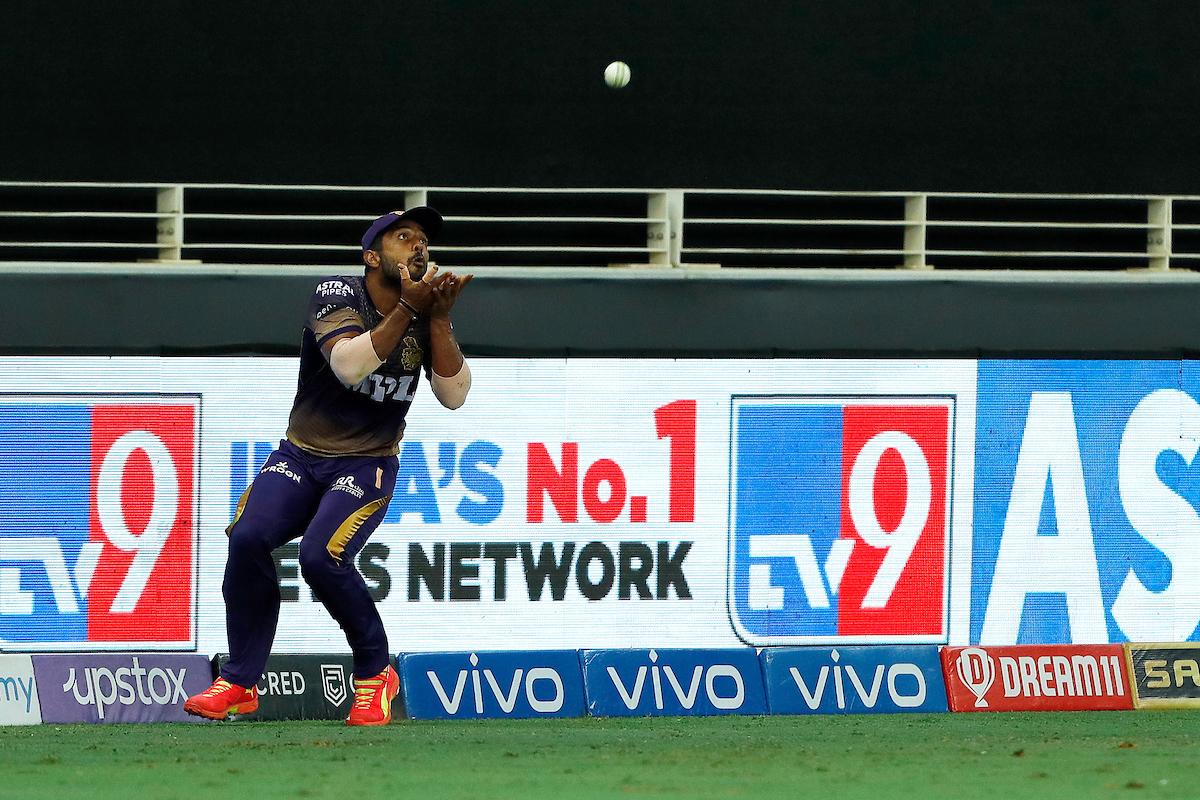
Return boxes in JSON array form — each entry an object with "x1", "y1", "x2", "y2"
[
  {"x1": 331, "y1": 475, "x2": 365, "y2": 498},
  {"x1": 261, "y1": 460, "x2": 302, "y2": 483}
]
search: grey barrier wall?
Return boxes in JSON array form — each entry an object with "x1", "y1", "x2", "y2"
[{"x1": 5, "y1": 270, "x2": 1200, "y2": 357}]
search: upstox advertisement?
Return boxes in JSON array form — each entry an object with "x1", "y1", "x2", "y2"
[{"x1": 1, "y1": 356, "x2": 1197, "y2": 654}]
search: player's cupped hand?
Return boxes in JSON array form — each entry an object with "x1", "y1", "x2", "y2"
[
  {"x1": 428, "y1": 272, "x2": 473, "y2": 318},
  {"x1": 399, "y1": 262, "x2": 453, "y2": 315}
]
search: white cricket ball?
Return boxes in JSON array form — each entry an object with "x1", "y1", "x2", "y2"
[{"x1": 604, "y1": 61, "x2": 631, "y2": 89}]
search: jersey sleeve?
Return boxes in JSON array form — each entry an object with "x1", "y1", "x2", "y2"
[{"x1": 308, "y1": 278, "x2": 366, "y2": 350}]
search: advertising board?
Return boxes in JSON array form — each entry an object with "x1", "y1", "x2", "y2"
[
  {"x1": 760, "y1": 645, "x2": 947, "y2": 714},
  {"x1": 942, "y1": 644, "x2": 1131, "y2": 712},
  {"x1": 401, "y1": 650, "x2": 584, "y2": 719},
  {"x1": 973, "y1": 360, "x2": 1200, "y2": 645},
  {"x1": 33, "y1": 653, "x2": 214, "y2": 723},
  {"x1": 213, "y1": 653, "x2": 361, "y2": 720},
  {"x1": 0, "y1": 394, "x2": 198, "y2": 651}
]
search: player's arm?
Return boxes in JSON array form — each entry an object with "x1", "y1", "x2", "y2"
[
  {"x1": 427, "y1": 272, "x2": 474, "y2": 409},
  {"x1": 323, "y1": 308, "x2": 410, "y2": 387},
  {"x1": 324, "y1": 269, "x2": 449, "y2": 387}
]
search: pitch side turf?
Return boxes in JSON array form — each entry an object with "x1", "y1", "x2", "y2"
[{"x1": 1, "y1": 712, "x2": 1196, "y2": 799}]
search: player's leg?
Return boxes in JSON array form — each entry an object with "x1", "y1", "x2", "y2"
[
  {"x1": 185, "y1": 443, "x2": 320, "y2": 720},
  {"x1": 298, "y1": 456, "x2": 399, "y2": 724}
]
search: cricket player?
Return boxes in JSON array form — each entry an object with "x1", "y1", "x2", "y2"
[{"x1": 185, "y1": 207, "x2": 473, "y2": 725}]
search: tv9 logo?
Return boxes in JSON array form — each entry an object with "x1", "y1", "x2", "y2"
[
  {"x1": 0, "y1": 397, "x2": 198, "y2": 650},
  {"x1": 728, "y1": 396, "x2": 953, "y2": 645}
]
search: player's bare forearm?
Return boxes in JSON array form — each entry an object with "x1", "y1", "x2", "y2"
[
  {"x1": 368, "y1": 304, "x2": 419, "y2": 359},
  {"x1": 427, "y1": 272, "x2": 473, "y2": 377},
  {"x1": 429, "y1": 316, "x2": 465, "y2": 377}
]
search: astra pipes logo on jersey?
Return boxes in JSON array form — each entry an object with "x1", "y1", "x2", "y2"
[
  {"x1": 728, "y1": 396, "x2": 954, "y2": 645},
  {"x1": 0, "y1": 396, "x2": 199, "y2": 650}
]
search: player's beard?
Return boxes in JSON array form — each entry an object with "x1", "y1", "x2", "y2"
[
  {"x1": 380, "y1": 252, "x2": 426, "y2": 285},
  {"x1": 406, "y1": 254, "x2": 428, "y2": 281}
]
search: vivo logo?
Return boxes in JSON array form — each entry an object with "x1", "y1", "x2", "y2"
[
  {"x1": 787, "y1": 649, "x2": 927, "y2": 710},
  {"x1": 606, "y1": 650, "x2": 745, "y2": 711},
  {"x1": 61, "y1": 658, "x2": 188, "y2": 719},
  {"x1": 426, "y1": 653, "x2": 565, "y2": 714}
]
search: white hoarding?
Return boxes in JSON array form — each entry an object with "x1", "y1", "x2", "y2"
[{"x1": 0, "y1": 357, "x2": 977, "y2": 654}]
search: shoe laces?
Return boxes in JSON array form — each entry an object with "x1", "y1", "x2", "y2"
[
  {"x1": 201, "y1": 678, "x2": 234, "y2": 697},
  {"x1": 352, "y1": 675, "x2": 387, "y2": 710}
]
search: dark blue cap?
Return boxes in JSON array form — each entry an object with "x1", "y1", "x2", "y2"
[{"x1": 361, "y1": 206, "x2": 443, "y2": 251}]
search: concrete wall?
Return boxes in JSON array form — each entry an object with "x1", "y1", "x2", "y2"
[{"x1": 7, "y1": 269, "x2": 1200, "y2": 357}]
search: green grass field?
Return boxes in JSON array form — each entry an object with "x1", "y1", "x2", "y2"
[{"x1": 1, "y1": 712, "x2": 1197, "y2": 799}]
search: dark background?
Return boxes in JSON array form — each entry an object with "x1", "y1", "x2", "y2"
[{"x1": 3, "y1": 0, "x2": 1200, "y2": 192}]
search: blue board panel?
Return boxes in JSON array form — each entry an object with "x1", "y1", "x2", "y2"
[
  {"x1": 400, "y1": 650, "x2": 584, "y2": 720},
  {"x1": 582, "y1": 648, "x2": 766, "y2": 717},
  {"x1": 761, "y1": 645, "x2": 948, "y2": 714}
]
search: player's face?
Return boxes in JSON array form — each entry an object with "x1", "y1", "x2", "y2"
[{"x1": 378, "y1": 223, "x2": 430, "y2": 283}]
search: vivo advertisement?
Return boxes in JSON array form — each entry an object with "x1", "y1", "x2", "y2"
[{"x1": 0, "y1": 356, "x2": 1196, "y2": 655}]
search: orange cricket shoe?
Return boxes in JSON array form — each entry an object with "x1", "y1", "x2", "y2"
[
  {"x1": 346, "y1": 664, "x2": 400, "y2": 726},
  {"x1": 183, "y1": 677, "x2": 259, "y2": 720}
]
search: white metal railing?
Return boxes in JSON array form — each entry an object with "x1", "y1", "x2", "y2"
[{"x1": 0, "y1": 182, "x2": 1196, "y2": 270}]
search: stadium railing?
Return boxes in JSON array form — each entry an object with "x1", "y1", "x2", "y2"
[{"x1": 0, "y1": 181, "x2": 1197, "y2": 271}]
